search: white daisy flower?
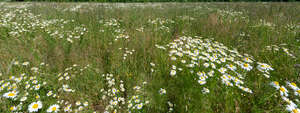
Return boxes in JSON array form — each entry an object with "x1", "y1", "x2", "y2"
[
  {"x1": 10, "y1": 106, "x2": 17, "y2": 111},
  {"x1": 28, "y1": 101, "x2": 42, "y2": 112},
  {"x1": 241, "y1": 63, "x2": 252, "y2": 71},
  {"x1": 286, "y1": 82, "x2": 299, "y2": 91},
  {"x1": 279, "y1": 86, "x2": 289, "y2": 97},
  {"x1": 20, "y1": 96, "x2": 27, "y2": 101},
  {"x1": 47, "y1": 104, "x2": 60, "y2": 113},
  {"x1": 170, "y1": 70, "x2": 176, "y2": 76},
  {"x1": 202, "y1": 88, "x2": 210, "y2": 94},
  {"x1": 3, "y1": 91, "x2": 18, "y2": 99},
  {"x1": 136, "y1": 103, "x2": 143, "y2": 109},
  {"x1": 159, "y1": 88, "x2": 166, "y2": 95},
  {"x1": 198, "y1": 80, "x2": 206, "y2": 85},
  {"x1": 270, "y1": 81, "x2": 280, "y2": 89}
]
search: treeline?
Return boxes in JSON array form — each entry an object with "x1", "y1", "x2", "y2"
[{"x1": 11, "y1": 0, "x2": 299, "y2": 2}]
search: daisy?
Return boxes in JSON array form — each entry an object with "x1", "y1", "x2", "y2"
[
  {"x1": 270, "y1": 81, "x2": 280, "y2": 89},
  {"x1": 136, "y1": 103, "x2": 143, "y2": 109},
  {"x1": 34, "y1": 84, "x2": 41, "y2": 90},
  {"x1": 218, "y1": 67, "x2": 227, "y2": 74},
  {"x1": 279, "y1": 86, "x2": 289, "y2": 97},
  {"x1": 287, "y1": 82, "x2": 299, "y2": 91},
  {"x1": 10, "y1": 106, "x2": 17, "y2": 111},
  {"x1": 202, "y1": 88, "x2": 210, "y2": 94},
  {"x1": 28, "y1": 101, "x2": 42, "y2": 112},
  {"x1": 203, "y1": 63, "x2": 209, "y2": 68},
  {"x1": 286, "y1": 104, "x2": 299, "y2": 113},
  {"x1": 159, "y1": 88, "x2": 166, "y2": 95},
  {"x1": 22, "y1": 62, "x2": 29, "y2": 66},
  {"x1": 170, "y1": 70, "x2": 176, "y2": 76},
  {"x1": 241, "y1": 63, "x2": 252, "y2": 71},
  {"x1": 64, "y1": 104, "x2": 72, "y2": 112},
  {"x1": 295, "y1": 90, "x2": 300, "y2": 96},
  {"x1": 20, "y1": 96, "x2": 27, "y2": 101},
  {"x1": 198, "y1": 80, "x2": 206, "y2": 85},
  {"x1": 243, "y1": 57, "x2": 253, "y2": 63},
  {"x1": 47, "y1": 104, "x2": 60, "y2": 113},
  {"x1": 47, "y1": 91, "x2": 53, "y2": 96},
  {"x1": 76, "y1": 101, "x2": 81, "y2": 106},
  {"x1": 226, "y1": 64, "x2": 236, "y2": 71},
  {"x1": 3, "y1": 91, "x2": 18, "y2": 99}
]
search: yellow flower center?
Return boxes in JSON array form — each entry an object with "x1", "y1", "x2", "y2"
[
  {"x1": 297, "y1": 90, "x2": 300, "y2": 93},
  {"x1": 291, "y1": 83, "x2": 297, "y2": 87},
  {"x1": 274, "y1": 81, "x2": 279, "y2": 86},
  {"x1": 32, "y1": 104, "x2": 39, "y2": 109},
  {"x1": 293, "y1": 109, "x2": 298, "y2": 113},
  {"x1": 52, "y1": 107, "x2": 57, "y2": 111},
  {"x1": 10, "y1": 107, "x2": 14, "y2": 111},
  {"x1": 244, "y1": 63, "x2": 249, "y2": 67},
  {"x1": 8, "y1": 93, "x2": 15, "y2": 97},
  {"x1": 280, "y1": 87, "x2": 285, "y2": 92}
]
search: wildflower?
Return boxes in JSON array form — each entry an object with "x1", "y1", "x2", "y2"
[
  {"x1": 241, "y1": 63, "x2": 252, "y2": 71},
  {"x1": 10, "y1": 106, "x2": 17, "y2": 111},
  {"x1": 226, "y1": 64, "x2": 236, "y2": 71},
  {"x1": 20, "y1": 96, "x2": 27, "y2": 101},
  {"x1": 170, "y1": 70, "x2": 176, "y2": 76},
  {"x1": 47, "y1": 104, "x2": 60, "y2": 113},
  {"x1": 287, "y1": 82, "x2": 299, "y2": 91},
  {"x1": 295, "y1": 90, "x2": 300, "y2": 96},
  {"x1": 64, "y1": 104, "x2": 72, "y2": 112},
  {"x1": 270, "y1": 81, "x2": 280, "y2": 89},
  {"x1": 22, "y1": 62, "x2": 29, "y2": 66},
  {"x1": 202, "y1": 88, "x2": 210, "y2": 94},
  {"x1": 286, "y1": 104, "x2": 299, "y2": 113},
  {"x1": 198, "y1": 80, "x2": 206, "y2": 85},
  {"x1": 159, "y1": 88, "x2": 166, "y2": 95},
  {"x1": 218, "y1": 67, "x2": 227, "y2": 74},
  {"x1": 3, "y1": 91, "x2": 18, "y2": 99},
  {"x1": 137, "y1": 103, "x2": 143, "y2": 109},
  {"x1": 34, "y1": 84, "x2": 41, "y2": 90},
  {"x1": 279, "y1": 86, "x2": 289, "y2": 97},
  {"x1": 243, "y1": 57, "x2": 253, "y2": 63},
  {"x1": 83, "y1": 102, "x2": 88, "y2": 106},
  {"x1": 28, "y1": 101, "x2": 42, "y2": 112},
  {"x1": 47, "y1": 91, "x2": 53, "y2": 96},
  {"x1": 76, "y1": 101, "x2": 81, "y2": 106}
]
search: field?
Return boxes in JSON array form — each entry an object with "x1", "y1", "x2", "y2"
[{"x1": 0, "y1": 2, "x2": 300, "y2": 113}]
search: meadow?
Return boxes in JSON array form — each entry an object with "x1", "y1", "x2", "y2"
[{"x1": 0, "y1": 2, "x2": 300, "y2": 113}]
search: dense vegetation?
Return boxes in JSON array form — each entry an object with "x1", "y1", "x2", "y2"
[
  {"x1": 7, "y1": 0, "x2": 300, "y2": 2},
  {"x1": 0, "y1": 2, "x2": 300, "y2": 113}
]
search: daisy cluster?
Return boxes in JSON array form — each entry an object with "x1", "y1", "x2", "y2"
[
  {"x1": 0, "y1": 5, "x2": 87, "y2": 43},
  {"x1": 265, "y1": 43, "x2": 296, "y2": 59},
  {"x1": 147, "y1": 18, "x2": 175, "y2": 32},
  {"x1": 157, "y1": 35, "x2": 274, "y2": 94},
  {"x1": 99, "y1": 74, "x2": 149, "y2": 113},
  {"x1": 270, "y1": 81, "x2": 300, "y2": 113},
  {"x1": 252, "y1": 19, "x2": 276, "y2": 29},
  {"x1": 0, "y1": 61, "x2": 91, "y2": 112},
  {"x1": 217, "y1": 9, "x2": 249, "y2": 24},
  {"x1": 118, "y1": 48, "x2": 135, "y2": 60},
  {"x1": 47, "y1": 23, "x2": 87, "y2": 43},
  {"x1": 177, "y1": 15, "x2": 196, "y2": 21},
  {"x1": 0, "y1": 8, "x2": 48, "y2": 37},
  {"x1": 100, "y1": 18, "x2": 130, "y2": 41},
  {"x1": 285, "y1": 23, "x2": 300, "y2": 35}
]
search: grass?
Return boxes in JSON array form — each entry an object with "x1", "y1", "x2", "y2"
[{"x1": 0, "y1": 2, "x2": 300, "y2": 113}]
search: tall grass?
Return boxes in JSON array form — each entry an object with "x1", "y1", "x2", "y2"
[{"x1": 0, "y1": 2, "x2": 299, "y2": 113}]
